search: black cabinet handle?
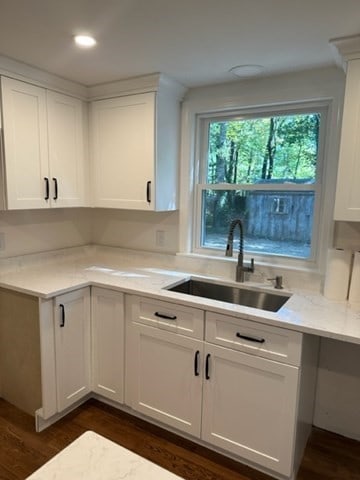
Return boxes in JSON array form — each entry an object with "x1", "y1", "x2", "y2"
[
  {"x1": 59, "y1": 304, "x2": 65, "y2": 327},
  {"x1": 44, "y1": 177, "x2": 49, "y2": 200},
  {"x1": 154, "y1": 311, "x2": 177, "y2": 320},
  {"x1": 236, "y1": 332, "x2": 265, "y2": 344},
  {"x1": 205, "y1": 353, "x2": 211, "y2": 380},
  {"x1": 194, "y1": 350, "x2": 200, "y2": 376},
  {"x1": 146, "y1": 181, "x2": 151, "y2": 203},
  {"x1": 53, "y1": 177, "x2": 58, "y2": 200}
]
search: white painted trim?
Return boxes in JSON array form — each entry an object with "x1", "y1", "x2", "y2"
[
  {"x1": 330, "y1": 34, "x2": 360, "y2": 66},
  {"x1": 0, "y1": 57, "x2": 187, "y2": 102},
  {"x1": 0, "y1": 55, "x2": 87, "y2": 99}
]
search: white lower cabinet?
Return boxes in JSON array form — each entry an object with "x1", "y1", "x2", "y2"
[
  {"x1": 126, "y1": 322, "x2": 203, "y2": 436},
  {"x1": 91, "y1": 287, "x2": 124, "y2": 403},
  {"x1": 53, "y1": 288, "x2": 91, "y2": 412},
  {"x1": 126, "y1": 296, "x2": 317, "y2": 479},
  {"x1": 125, "y1": 295, "x2": 204, "y2": 436},
  {"x1": 201, "y1": 343, "x2": 299, "y2": 477}
]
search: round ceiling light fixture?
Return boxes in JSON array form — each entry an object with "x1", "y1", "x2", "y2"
[
  {"x1": 74, "y1": 35, "x2": 97, "y2": 48},
  {"x1": 229, "y1": 64, "x2": 264, "y2": 78}
]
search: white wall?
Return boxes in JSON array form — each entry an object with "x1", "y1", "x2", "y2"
[
  {"x1": 91, "y1": 209, "x2": 179, "y2": 254},
  {"x1": 0, "y1": 208, "x2": 92, "y2": 258},
  {"x1": 314, "y1": 338, "x2": 360, "y2": 441}
]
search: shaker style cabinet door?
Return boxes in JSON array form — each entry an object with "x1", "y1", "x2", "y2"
[
  {"x1": 47, "y1": 91, "x2": 86, "y2": 207},
  {"x1": 201, "y1": 343, "x2": 299, "y2": 477},
  {"x1": 1, "y1": 76, "x2": 87, "y2": 209},
  {"x1": 54, "y1": 288, "x2": 91, "y2": 412},
  {"x1": 126, "y1": 321, "x2": 203, "y2": 436},
  {"x1": 91, "y1": 92, "x2": 155, "y2": 210},
  {"x1": 1, "y1": 76, "x2": 49, "y2": 209}
]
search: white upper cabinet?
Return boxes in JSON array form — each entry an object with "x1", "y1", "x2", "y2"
[
  {"x1": 330, "y1": 35, "x2": 360, "y2": 221},
  {"x1": 334, "y1": 58, "x2": 360, "y2": 221},
  {"x1": 90, "y1": 76, "x2": 185, "y2": 211},
  {"x1": 47, "y1": 90, "x2": 86, "y2": 207},
  {"x1": 1, "y1": 76, "x2": 87, "y2": 209}
]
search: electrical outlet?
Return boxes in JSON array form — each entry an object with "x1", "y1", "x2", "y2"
[{"x1": 156, "y1": 230, "x2": 165, "y2": 247}]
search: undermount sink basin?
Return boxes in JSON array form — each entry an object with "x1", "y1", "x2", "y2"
[{"x1": 167, "y1": 279, "x2": 291, "y2": 312}]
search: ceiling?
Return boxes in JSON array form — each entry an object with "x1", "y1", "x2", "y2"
[{"x1": 0, "y1": 0, "x2": 358, "y2": 88}]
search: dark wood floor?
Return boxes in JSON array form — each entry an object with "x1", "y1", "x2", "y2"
[{"x1": 0, "y1": 398, "x2": 359, "y2": 480}]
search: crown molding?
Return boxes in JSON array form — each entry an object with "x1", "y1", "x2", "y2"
[
  {"x1": 0, "y1": 55, "x2": 88, "y2": 99},
  {"x1": 329, "y1": 34, "x2": 360, "y2": 71}
]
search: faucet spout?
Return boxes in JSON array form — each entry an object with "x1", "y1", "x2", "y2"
[{"x1": 225, "y1": 219, "x2": 254, "y2": 282}]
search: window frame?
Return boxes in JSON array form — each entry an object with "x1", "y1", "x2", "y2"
[{"x1": 192, "y1": 102, "x2": 328, "y2": 268}]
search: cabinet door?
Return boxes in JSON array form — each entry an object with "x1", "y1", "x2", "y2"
[
  {"x1": 91, "y1": 287, "x2": 124, "y2": 403},
  {"x1": 1, "y1": 76, "x2": 49, "y2": 209},
  {"x1": 47, "y1": 91, "x2": 86, "y2": 207},
  {"x1": 334, "y1": 59, "x2": 360, "y2": 220},
  {"x1": 91, "y1": 92, "x2": 155, "y2": 210},
  {"x1": 201, "y1": 343, "x2": 299, "y2": 477},
  {"x1": 54, "y1": 288, "x2": 91, "y2": 412},
  {"x1": 126, "y1": 322, "x2": 203, "y2": 436}
]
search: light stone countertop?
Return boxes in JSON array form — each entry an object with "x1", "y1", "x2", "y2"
[
  {"x1": 26, "y1": 430, "x2": 184, "y2": 480},
  {"x1": 0, "y1": 245, "x2": 359, "y2": 345}
]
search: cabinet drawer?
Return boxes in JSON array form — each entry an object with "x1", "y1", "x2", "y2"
[
  {"x1": 205, "y1": 312, "x2": 302, "y2": 365},
  {"x1": 129, "y1": 295, "x2": 204, "y2": 339}
]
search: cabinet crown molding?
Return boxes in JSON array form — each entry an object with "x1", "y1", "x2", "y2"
[
  {"x1": 88, "y1": 72, "x2": 187, "y2": 102},
  {"x1": 329, "y1": 34, "x2": 360, "y2": 70},
  {"x1": 0, "y1": 55, "x2": 187, "y2": 102}
]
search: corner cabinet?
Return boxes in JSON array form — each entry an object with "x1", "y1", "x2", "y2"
[
  {"x1": 0, "y1": 76, "x2": 87, "y2": 209},
  {"x1": 334, "y1": 58, "x2": 360, "y2": 221},
  {"x1": 90, "y1": 77, "x2": 185, "y2": 211}
]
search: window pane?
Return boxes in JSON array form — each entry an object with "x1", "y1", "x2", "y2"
[
  {"x1": 202, "y1": 189, "x2": 314, "y2": 258},
  {"x1": 207, "y1": 113, "x2": 320, "y2": 185}
]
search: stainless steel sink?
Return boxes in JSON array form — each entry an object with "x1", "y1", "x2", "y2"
[{"x1": 167, "y1": 279, "x2": 290, "y2": 312}]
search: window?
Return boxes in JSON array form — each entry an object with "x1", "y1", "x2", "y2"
[{"x1": 194, "y1": 105, "x2": 326, "y2": 261}]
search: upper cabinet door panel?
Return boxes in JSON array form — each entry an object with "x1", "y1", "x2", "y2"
[
  {"x1": 1, "y1": 77, "x2": 49, "y2": 209},
  {"x1": 47, "y1": 91, "x2": 86, "y2": 207},
  {"x1": 91, "y1": 92, "x2": 155, "y2": 210},
  {"x1": 334, "y1": 59, "x2": 360, "y2": 221}
]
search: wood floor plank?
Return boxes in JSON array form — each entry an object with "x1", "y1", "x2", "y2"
[{"x1": 0, "y1": 398, "x2": 359, "y2": 480}]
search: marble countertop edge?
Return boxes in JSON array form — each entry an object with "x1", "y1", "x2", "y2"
[{"x1": 0, "y1": 252, "x2": 359, "y2": 345}]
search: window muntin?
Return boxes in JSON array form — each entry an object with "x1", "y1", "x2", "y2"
[{"x1": 195, "y1": 107, "x2": 325, "y2": 260}]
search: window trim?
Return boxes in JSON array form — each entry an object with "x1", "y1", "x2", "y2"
[{"x1": 191, "y1": 101, "x2": 328, "y2": 269}]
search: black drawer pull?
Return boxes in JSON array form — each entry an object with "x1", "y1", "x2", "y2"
[
  {"x1": 194, "y1": 350, "x2": 200, "y2": 376},
  {"x1": 59, "y1": 304, "x2": 65, "y2": 327},
  {"x1": 44, "y1": 177, "x2": 49, "y2": 200},
  {"x1": 154, "y1": 312, "x2": 177, "y2": 320},
  {"x1": 236, "y1": 332, "x2": 265, "y2": 343},
  {"x1": 205, "y1": 353, "x2": 211, "y2": 380}
]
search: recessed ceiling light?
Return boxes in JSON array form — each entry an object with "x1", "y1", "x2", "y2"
[
  {"x1": 229, "y1": 65, "x2": 264, "y2": 78},
  {"x1": 74, "y1": 35, "x2": 97, "y2": 48}
]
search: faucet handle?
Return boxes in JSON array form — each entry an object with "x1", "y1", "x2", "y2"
[
  {"x1": 242, "y1": 258, "x2": 255, "y2": 272},
  {"x1": 249, "y1": 258, "x2": 255, "y2": 272}
]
